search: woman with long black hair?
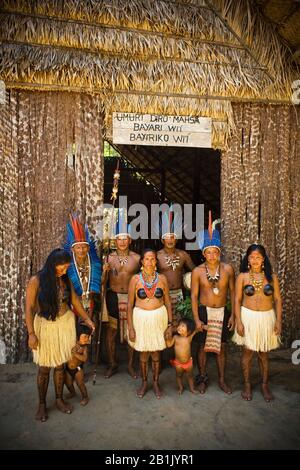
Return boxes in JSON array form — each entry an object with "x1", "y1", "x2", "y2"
[
  {"x1": 25, "y1": 248, "x2": 95, "y2": 422},
  {"x1": 232, "y1": 244, "x2": 282, "y2": 402}
]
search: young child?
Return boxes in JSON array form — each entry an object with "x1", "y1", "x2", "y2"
[
  {"x1": 64, "y1": 325, "x2": 91, "y2": 406},
  {"x1": 166, "y1": 318, "x2": 202, "y2": 395}
]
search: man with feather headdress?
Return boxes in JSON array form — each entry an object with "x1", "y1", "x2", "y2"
[
  {"x1": 64, "y1": 215, "x2": 102, "y2": 328},
  {"x1": 156, "y1": 205, "x2": 195, "y2": 325},
  {"x1": 102, "y1": 209, "x2": 140, "y2": 379},
  {"x1": 191, "y1": 211, "x2": 235, "y2": 395}
]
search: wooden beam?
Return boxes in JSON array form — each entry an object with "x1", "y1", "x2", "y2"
[
  {"x1": 109, "y1": 144, "x2": 171, "y2": 199},
  {"x1": 0, "y1": 10, "x2": 245, "y2": 51},
  {"x1": 125, "y1": 144, "x2": 192, "y2": 203},
  {"x1": 117, "y1": 167, "x2": 161, "y2": 173},
  {"x1": 204, "y1": 0, "x2": 276, "y2": 83},
  {"x1": 5, "y1": 81, "x2": 291, "y2": 104},
  {"x1": 160, "y1": 167, "x2": 166, "y2": 204},
  {"x1": 1, "y1": 39, "x2": 267, "y2": 71}
]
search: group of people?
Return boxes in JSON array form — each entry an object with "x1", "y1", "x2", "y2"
[{"x1": 25, "y1": 212, "x2": 282, "y2": 422}]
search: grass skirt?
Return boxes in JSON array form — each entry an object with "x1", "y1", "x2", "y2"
[
  {"x1": 128, "y1": 305, "x2": 168, "y2": 352},
  {"x1": 33, "y1": 309, "x2": 76, "y2": 367},
  {"x1": 232, "y1": 306, "x2": 280, "y2": 352}
]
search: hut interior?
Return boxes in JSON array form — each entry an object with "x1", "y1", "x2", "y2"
[
  {"x1": 0, "y1": 0, "x2": 299, "y2": 361},
  {"x1": 104, "y1": 143, "x2": 220, "y2": 265}
]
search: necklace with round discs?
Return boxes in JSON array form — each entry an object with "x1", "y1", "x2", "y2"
[{"x1": 205, "y1": 263, "x2": 220, "y2": 295}]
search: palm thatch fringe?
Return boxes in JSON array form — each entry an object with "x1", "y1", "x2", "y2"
[
  {"x1": 0, "y1": 42, "x2": 289, "y2": 100},
  {"x1": 1, "y1": 0, "x2": 235, "y2": 41},
  {"x1": 0, "y1": 0, "x2": 295, "y2": 100},
  {"x1": 210, "y1": 0, "x2": 296, "y2": 85},
  {"x1": 0, "y1": 13, "x2": 264, "y2": 70}
]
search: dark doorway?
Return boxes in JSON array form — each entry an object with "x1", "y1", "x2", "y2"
[{"x1": 104, "y1": 142, "x2": 220, "y2": 263}]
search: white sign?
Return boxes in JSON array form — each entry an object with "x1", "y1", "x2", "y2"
[{"x1": 112, "y1": 112, "x2": 212, "y2": 148}]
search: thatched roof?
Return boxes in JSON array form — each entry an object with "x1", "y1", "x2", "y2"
[
  {"x1": 0, "y1": 0, "x2": 298, "y2": 148},
  {"x1": 255, "y1": 0, "x2": 300, "y2": 64}
]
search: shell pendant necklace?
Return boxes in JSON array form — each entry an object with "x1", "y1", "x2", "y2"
[
  {"x1": 205, "y1": 263, "x2": 220, "y2": 296},
  {"x1": 164, "y1": 250, "x2": 180, "y2": 271},
  {"x1": 117, "y1": 250, "x2": 129, "y2": 267}
]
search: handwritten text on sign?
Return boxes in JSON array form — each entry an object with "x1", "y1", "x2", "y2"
[{"x1": 112, "y1": 113, "x2": 212, "y2": 148}]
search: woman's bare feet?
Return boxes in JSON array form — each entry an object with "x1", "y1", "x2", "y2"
[
  {"x1": 104, "y1": 363, "x2": 118, "y2": 379},
  {"x1": 261, "y1": 383, "x2": 274, "y2": 402},
  {"x1": 241, "y1": 382, "x2": 252, "y2": 401},
  {"x1": 35, "y1": 404, "x2": 48, "y2": 422},
  {"x1": 219, "y1": 380, "x2": 232, "y2": 394},
  {"x1": 56, "y1": 398, "x2": 73, "y2": 414},
  {"x1": 178, "y1": 386, "x2": 184, "y2": 395},
  {"x1": 189, "y1": 387, "x2": 199, "y2": 394},
  {"x1": 137, "y1": 380, "x2": 148, "y2": 398},
  {"x1": 128, "y1": 364, "x2": 138, "y2": 379},
  {"x1": 195, "y1": 373, "x2": 208, "y2": 394},
  {"x1": 153, "y1": 381, "x2": 162, "y2": 399},
  {"x1": 80, "y1": 396, "x2": 89, "y2": 406}
]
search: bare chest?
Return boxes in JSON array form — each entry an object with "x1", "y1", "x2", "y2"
[
  {"x1": 199, "y1": 266, "x2": 229, "y2": 289},
  {"x1": 109, "y1": 255, "x2": 139, "y2": 277}
]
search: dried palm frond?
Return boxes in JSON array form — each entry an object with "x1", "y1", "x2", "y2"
[
  {"x1": 0, "y1": 0, "x2": 297, "y2": 151},
  {"x1": 0, "y1": 0, "x2": 295, "y2": 100}
]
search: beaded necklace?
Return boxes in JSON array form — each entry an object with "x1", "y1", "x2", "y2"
[
  {"x1": 73, "y1": 253, "x2": 91, "y2": 308},
  {"x1": 139, "y1": 271, "x2": 159, "y2": 299},
  {"x1": 205, "y1": 263, "x2": 220, "y2": 295},
  {"x1": 117, "y1": 250, "x2": 129, "y2": 267},
  {"x1": 249, "y1": 271, "x2": 264, "y2": 292}
]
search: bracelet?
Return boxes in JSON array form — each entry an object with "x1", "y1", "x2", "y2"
[{"x1": 168, "y1": 322, "x2": 172, "y2": 326}]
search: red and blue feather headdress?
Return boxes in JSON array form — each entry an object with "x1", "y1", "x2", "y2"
[
  {"x1": 197, "y1": 211, "x2": 221, "y2": 252},
  {"x1": 64, "y1": 215, "x2": 101, "y2": 295}
]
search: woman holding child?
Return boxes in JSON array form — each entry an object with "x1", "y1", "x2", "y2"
[{"x1": 25, "y1": 249, "x2": 95, "y2": 422}]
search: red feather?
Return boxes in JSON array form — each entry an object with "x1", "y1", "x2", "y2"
[
  {"x1": 70, "y1": 215, "x2": 86, "y2": 243},
  {"x1": 169, "y1": 210, "x2": 173, "y2": 231},
  {"x1": 208, "y1": 210, "x2": 213, "y2": 240}
]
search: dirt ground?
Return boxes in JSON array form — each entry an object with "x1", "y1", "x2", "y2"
[{"x1": 0, "y1": 345, "x2": 299, "y2": 450}]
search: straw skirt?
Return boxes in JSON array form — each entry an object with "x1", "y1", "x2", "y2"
[
  {"x1": 128, "y1": 305, "x2": 168, "y2": 352},
  {"x1": 33, "y1": 309, "x2": 76, "y2": 367},
  {"x1": 232, "y1": 306, "x2": 280, "y2": 352}
]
